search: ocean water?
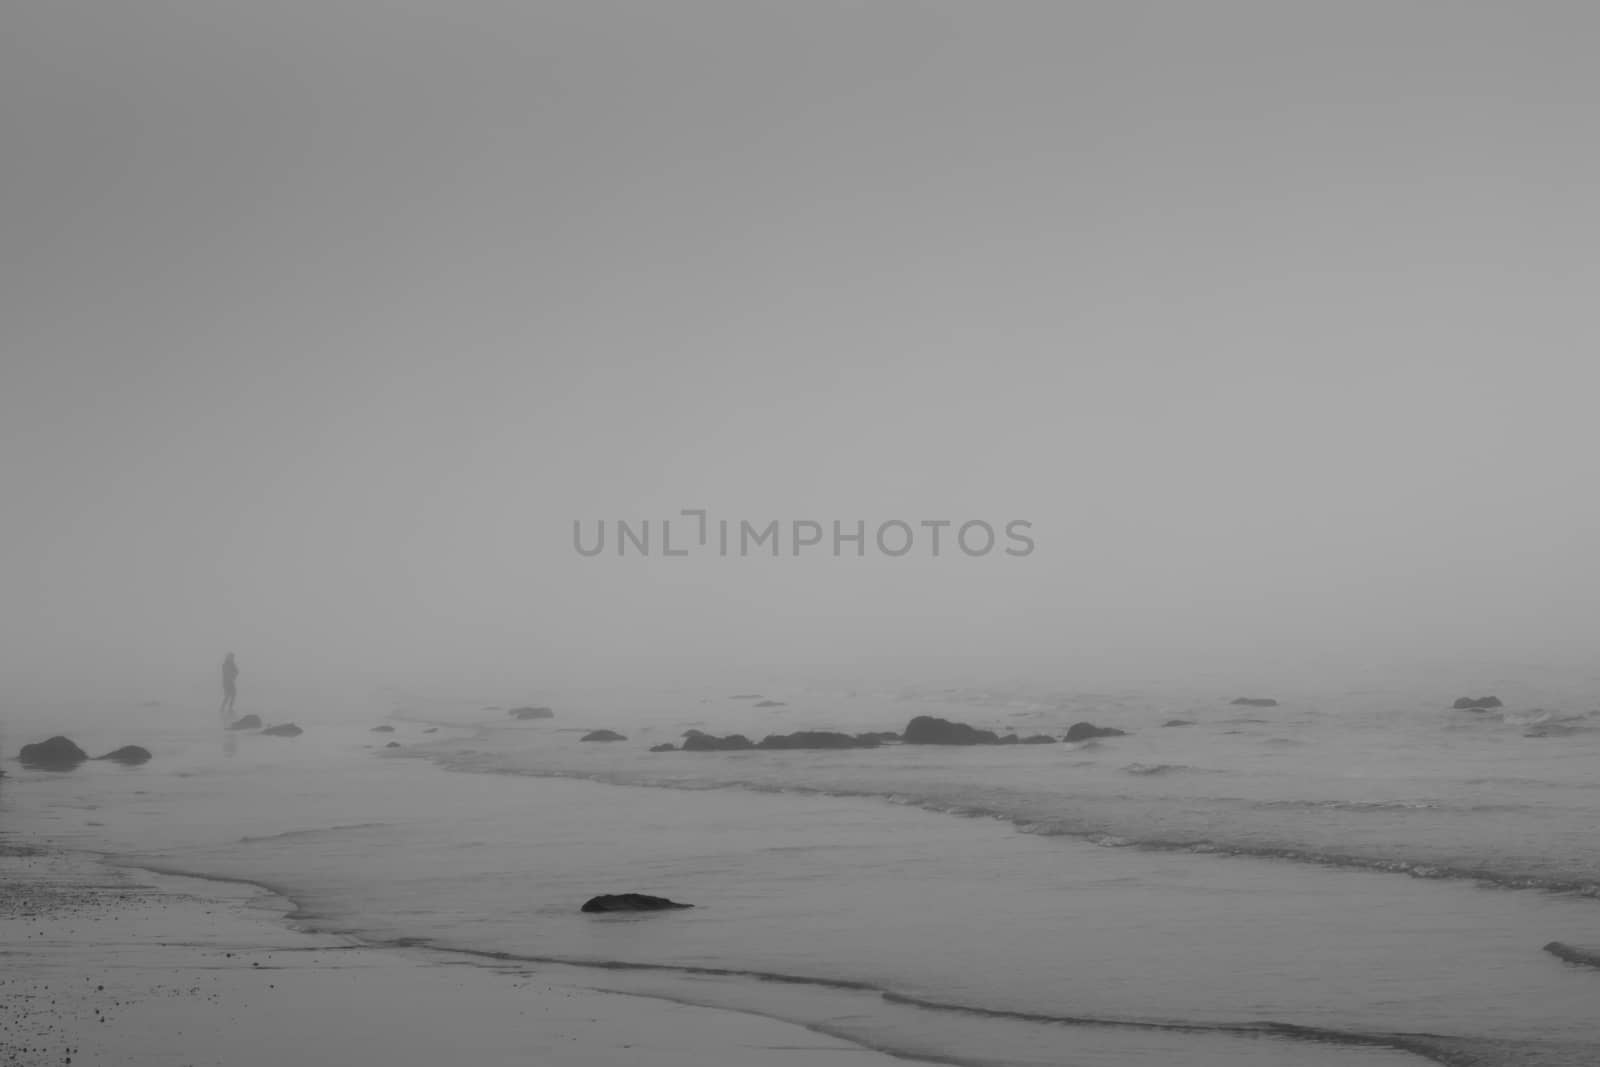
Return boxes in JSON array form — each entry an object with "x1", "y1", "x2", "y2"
[{"x1": 5, "y1": 671, "x2": 1600, "y2": 1066}]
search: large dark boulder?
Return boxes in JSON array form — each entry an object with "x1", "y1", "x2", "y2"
[
  {"x1": 226, "y1": 714, "x2": 263, "y2": 730},
  {"x1": 1020, "y1": 734, "x2": 1058, "y2": 744},
  {"x1": 756, "y1": 731, "x2": 877, "y2": 750},
  {"x1": 648, "y1": 743, "x2": 677, "y2": 752},
  {"x1": 1064, "y1": 722, "x2": 1127, "y2": 742},
  {"x1": 681, "y1": 732, "x2": 755, "y2": 751},
  {"x1": 1230, "y1": 698, "x2": 1279, "y2": 708},
  {"x1": 581, "y1": 730, "x2": 626, "y2": 742},
  {"x1": 509, "y1": 706, "x2": 555, "y2": 720},
  {"x1": 261, "y1": 723, "x2": 303, "y2": 737},
  {"x1": 18, "y1": 736, "x2": 88, "y2": 769},
  {"x1": 95, "y1": 746, "x2": 152, "y2": 765},
  {"x1": 901, "y1": 715, "x2": 1000, "y2": 745},
  {"x1": 580, "y1": 893, "x2": 693, "y2": 913},
  {"x1": 1452, "y1": 696, "x2": 1503, "y2": 710}
]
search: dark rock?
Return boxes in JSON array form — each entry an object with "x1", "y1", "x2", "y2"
[
  {"x1": 509, "y1": 706, "x2": 555, "y2": 720},
  {"x1": 18, "y1": 736, "x2": 89, "y2": 769},
  {"x1": 856, "y1": 731, "x2": 900, "y2": 744},
  {"x1": 1230, "y1": 698, "x2": 1279, "y2": 708},
  {"x1": 1064, "y1": 722, "x2": 1127, "y2": 742},
  {"x1": 754, "y1": 700, "x2": 786, "y2": 708},
  {"x1": 95, "y1": 745, "x2": 152, "y2": 765},
  {"x1": 901, "y1": 715, "x2": 1001, "y2": 745},
  {"x1": 423, "y1": 728, "x2": 438, "y2": 734},
  {"x1": 372, "y1": 725, "x2": 395, "y2": 733},
  {"x1": 1452, "y1": 696, "x2": 1503, "y2": 710},
  {"x1": 580, "y1": 893, "x2": 693, "y2": 913},
  {"x1": 648, "y1": 743, "x2": 677, "y2": 752},
  {"x1": 1544, "y1": 941, "x2": 1600, "y2": 968},
  {"x1": 756, "y1": 731, "x2": 878, "y2": 750},
  {"x1": 227, "y1": 714, "x2": 263, "y2": 731},
  {"x1": 261, "y1": 723, "x2": 303, "y2": 737},
  {"x1": 681, "y1": 732, "x2": 755, "y2": 751},
  {"x1": 1020, "y1": 734, "x2": 1058, "y2": 744},
  {"x1": 1162, "y1": 719, "x2": 1195, "y2": 727},
  {"x1": 998, "y1": 734, "x2": 1020, "y2": 744},
  {"x1": 581, "y1": 730, "x2": 627, "y2": 742},
  {"x1": 385, "y1": 741, "x2": 401, "y2": 748}
]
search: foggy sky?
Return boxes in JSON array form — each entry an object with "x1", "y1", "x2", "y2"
[{"x1": 4, "y1": 2, "x2": 1598, "y2": 700}]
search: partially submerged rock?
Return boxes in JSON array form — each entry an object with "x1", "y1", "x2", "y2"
[
  {"x1": 581, "y1": 893, "x2": 693, "y2": 913},
  {"x1": 756, "y1": 731, "x2": 878, "y2": 750},
  {"x1": 385, "y1": 741, "x2": 401, "y2": 748},
  {"x1": 18, "y1": 736, "x2": 88, "y2": 769},
  {"x1": 901, "y1": 715, "x2": 1000, "y2": 745},
  {"x1": 509, "y1": 706, "x2": 555, "y2": 720},
  {"x1": 226, "y1": 714, "x2": 263, "y2": 731},
  {"x1": 648, "y1": 743, "x2": 677, "y2": 752},
  {"x1": 96, "y1": 745, "x2": 152, "y2": 765},
  {"x1": 856, "y1": 731, "x2": 900, "y2": 744},
  {"x1": 581, "y1": 729, "x2": 627, "y2": 742},
  {"x1": 1064, "y1": 722, "x2": 1127, "y2": 742},
  {"x1": 681, "y1": 731, "x2": 755, "y2": 751},
  {"x1": 372, "y1": 725, "x2": 395, "y2": 733},
  {"x1": 1162, "y1": 719, "x2": 1195, "y2": 727},
  {"x1": 260, "y1": 723, "x2": 303, "y2": 737},
  {"x1": 1452, "y1": 696, "x2": 1503, "y2": 710},
  {"x1": 1544, "y1": 941, "x2": 1600, "y2": 968},
  {"x1": 754, "y1": 699, "x2": 786, "y2": 708},
  {"x1": 1230, "y1": 698, "x2": 1279, "y2": 708},
  {"x1": 1020, "y1": 734, "x2": 1058, "y2": 744}
]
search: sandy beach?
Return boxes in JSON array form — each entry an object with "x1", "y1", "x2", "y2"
[{"x1": 0, "y1": 837, "x2": 929, "y2": 1067}]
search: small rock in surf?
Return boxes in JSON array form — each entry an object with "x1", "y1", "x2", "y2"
[
  {"x1": 901, "y1": 716, "x2": 1001, "y2": 745},
  {"x1": 1451, "y1": 696, "x2": 1503, "y2": 710},
  {"x1": 18, "y1": 736, "x2": 89, "y2": 769},
  {"x1": 96, "y1": 745, "x2": 152, "y2": 765},
  {"x1": 581, "y1": 893, "x2": 693, "y2": 913},
  {"x1": 1544, "y1": 941, "x2": 1600, "y2": 968},
  {"x1": 581, "y1": 729, "x2": 627, "y2": 742},
  {"x1": 227, "y1": 714, "x2": 263, "y2": 731},
  {"x1": 681, "y1": 732, "x2": 755, "y2": 751},
  {"x1": 1230, "y1": 698, "x2": 1279, "y2": 708},
  {"x1": 261, "y1": 723, "x2": 303, "y2": 737},
  {"x1": 1064, "y1": 722, "x2": 1127, "y2": 742},
  {"x1": 509, "y1": 706, "x2": 555, "y2": 720}
]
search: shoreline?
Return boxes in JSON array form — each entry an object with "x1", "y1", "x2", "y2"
[
  {"x1": 4, "y1": 712, "x2": 1594, "y2": 1067},
  {"x1": 0, "y1": 838, "x2": 938, "y2": 1067}
]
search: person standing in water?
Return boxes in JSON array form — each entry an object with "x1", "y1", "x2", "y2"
[{"x1": 220, "y1": 653, "x2": 239, "y2": 718}]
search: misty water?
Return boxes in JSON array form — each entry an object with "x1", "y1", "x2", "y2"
[{"x1": 7, "y1": 670, "x2": 1600, "y2": 1067}]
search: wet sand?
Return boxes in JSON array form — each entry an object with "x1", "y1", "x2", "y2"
[{"x1": 0, "y1": 842, "x2": 926, "y2": 1067}]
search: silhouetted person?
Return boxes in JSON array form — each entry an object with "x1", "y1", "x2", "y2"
[{"x1": 220, "y1": 653, "x2": 239, "y2": 718}]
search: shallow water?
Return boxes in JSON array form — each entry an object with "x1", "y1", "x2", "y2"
[{"x1": 4, "y1": 673, "x2": 1599, "y2": 1066}]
